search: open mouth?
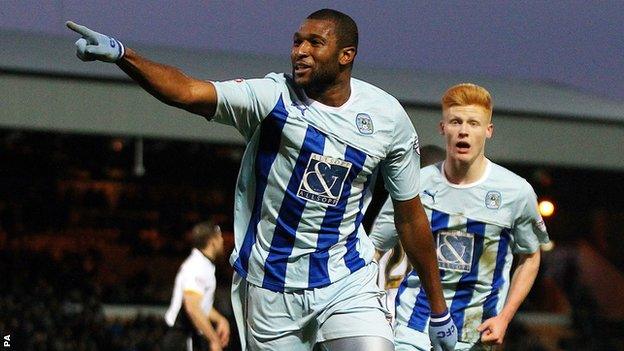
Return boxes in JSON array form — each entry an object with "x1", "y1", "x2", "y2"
[
  {"x1": 455, "y1": 141, "x2": 471, "y2": 153},
  {"x1": 294, "y1": 62, "x2": 312, "y2": 74}
]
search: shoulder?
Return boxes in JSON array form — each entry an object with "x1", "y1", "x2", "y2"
[
  {"x1": 487, "y1": 162, "x2": 537, "y2": 210},
  {"x1": 489, "y1": 162, "x2": 532, "y2": 191},
  {"x1": 215, "y1": 72, "x2": 287, "y2": 91},
  {"x1": 263, "y1": 72, "x2": 288, "y2": 83},
  {"x1": 352, "y1": 77, "x2": 407, "y2": 115},
  {"x1": 421, "y1": 163, "x2": 442, "y2": 181}
]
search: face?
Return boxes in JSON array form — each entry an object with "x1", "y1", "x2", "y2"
[
  {"x1": 209, "y1": 226, "x2": 224, "y2": 258},
  {"x1": 439, "y1": 104, "x2": 493, "y2": 165},
  {"x1": 291, "y1": 19, "x2": 343, "y2": 89}
]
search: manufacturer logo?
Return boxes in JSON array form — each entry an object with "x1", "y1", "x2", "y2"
[
  {"x1": 437, "y1": 230, "x2": 474, "y2": 273},
  {"x1": 109, "y1": 37, "x2": 116, "y2": 48},
  {"x1": 355, "y1": 113, "x2": 374, "y2": 134},
  {"x1": 297, "y1": 153, "x2": 351, "y2": 206},
  {"x1": 485, "y1": 191, "x2": 502, "y2": 209},
  {"x1": 292, "y1": 102, "x2": 308, "y2": 116},
  {"x1": 422, "y1": 189, "x2": 437, "y2": 203}
]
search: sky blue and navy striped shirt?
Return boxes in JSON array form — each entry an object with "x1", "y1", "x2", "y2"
[
  {"x1": 370, "y1": 160, "x2": 549, "y2": 343},
  {"x1": 212, "y1": 73, "x2": 421, "y2": 291}
]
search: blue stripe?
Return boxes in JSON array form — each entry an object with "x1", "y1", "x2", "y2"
[
  {"x1": 261, "y1": 125, "x2": 326, "y2": 291},
  {"x1": 342, "y1": 165, "x2": 373, "y2": 273},
  {"x1": 233, "y1": 97, "x2": 288, "y2": 278},
  {"x1": 308, "y1": 146, "x2": 367, "y2": 287},
  {"x1": 450, "y1": 219, "x2": 486, "y2": 339},
  {"x1": 396, "y1": 272, "x2": 411, "y2": 308},
  {"x1": 482, "y1": 228, "x2": 511, "y2": 321},
  {"x1": 431, "y1": 209, "x2": 450, "y2": 233},
  {"x1": 406, "y1": 209, "x2": 449, "y2": 331}
]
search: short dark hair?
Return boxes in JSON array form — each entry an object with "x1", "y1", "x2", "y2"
[
  {"x1": 191, "y1": 221, "x2": 219, "y2": 250},
  {"x1": 307, "y1": 9, "x2": 358, "y2": 49}
]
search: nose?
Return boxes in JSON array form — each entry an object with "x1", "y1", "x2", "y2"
[
  {"x1": 458, "y1": 123, "x2": 469, "y2": 136},
  {"x1": 294, "y1": 41, "x2": 311, "y2": 58}
]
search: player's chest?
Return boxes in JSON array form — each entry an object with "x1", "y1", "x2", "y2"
[
  {"x1": 426, "y1": 211, "x2": 511, "y2": 274},
  {"x1": 420, "y1": 185, "x2": 515, "y2": 228},
  {"x1": 273, "y1": 104, "x2": 392, "y2": 160}
]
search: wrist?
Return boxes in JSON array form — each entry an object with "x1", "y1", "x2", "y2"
[
  {"x1": 430, "y1": 309, "x2": 449, "y2": 319},
  {"x1": 430, "y1": 309, "x2": 452, "y2": 326},
  {"x1": 429, "y1": 302, "x2": 449, "y2": 316},
  {"x1": 112, "y1": 38, "x2": 125, "y2": 62},
  {"x1": 498, "y1": 309, "x2": 514, "y2": 324}
]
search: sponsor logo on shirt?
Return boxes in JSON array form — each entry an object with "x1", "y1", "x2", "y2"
[
  {"x1": 437, "y1": 230, "x2": 475, "y2": 273},
  {"x1": 485, "y1": 191, "x2": 502, "y2": 209},
  {"x1": 297, "y1": 153, "x2": 352, "y2": 206},
  {"x1": 355, "y1": 113, "x2": 374, "y2": 135}
]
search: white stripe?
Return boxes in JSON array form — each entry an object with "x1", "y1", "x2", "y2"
[{"x1": 429, "y1": 312, "x2": 451, "y2": 323}]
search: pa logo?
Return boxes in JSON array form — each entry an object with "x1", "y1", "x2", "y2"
[
  {"x1": 485, "y1": 191, "x2": 502, "y2": 209},
  {"x1": 355, "y1": 113, "x2": 374, "y2": 135}
]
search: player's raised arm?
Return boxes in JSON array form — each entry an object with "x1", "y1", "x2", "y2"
[
  {"x1": 393, "y1": 196, "x2": 457, "y2": 351},
  {"x1": 66, "y1": 21, "x2": 217, "y2": 118}
]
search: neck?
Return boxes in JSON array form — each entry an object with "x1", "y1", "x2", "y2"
[
  {"x1": 444, "y1": 155, "x2": 488, "y2": 185},
  {"x1": 305, "y1": 72, "x2": 351, "y2": 107},
  {"x1": 199, "y1": 247, "x2": 216, "y2": 262}
]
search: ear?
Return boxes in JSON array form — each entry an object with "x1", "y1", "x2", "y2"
[
  {"x1": 439, "y1": 120, "x2": 445, "y2": 135},
  {"x1": 339, "y1": 46, "x2": 356, "y2": 66},
  {"x1": 486, "y1": 123, "x2": 494, "y2": 139}
]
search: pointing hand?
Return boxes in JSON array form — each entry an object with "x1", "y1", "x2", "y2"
[{"x1": 66, "y1": 21, "x2": 125, "y2": 63}]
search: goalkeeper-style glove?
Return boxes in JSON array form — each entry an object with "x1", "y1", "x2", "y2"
[
  {"x1": 429, "y1": 309, "x2": 457, "y2": 351},
  {"x1": 66, "y1": 21, "x2": 125, "y2": 63}
]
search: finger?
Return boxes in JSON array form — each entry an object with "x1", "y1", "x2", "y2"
[
  {"x1": 481, "y1": 334, "x2": 496, "y2": 343},
  {"x1": 74, "y1": 38, "x2": 94, "y2": 61},
  {"x1": 477, "y1": 319, "x2": 492, "y2": 332},
  {"x1": 66, "y1": 21, "x2": 96, "y2": 38}
]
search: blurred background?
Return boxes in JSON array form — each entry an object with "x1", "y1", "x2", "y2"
[{"x1": 1, "y1": 1, "x2": 623, "y2": 350}]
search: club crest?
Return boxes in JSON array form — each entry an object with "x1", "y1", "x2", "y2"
[
  {"x1": 485, "y1": 191, "x2": 502, "y2": 209},
  {"x1": 355, "y1": 113, "x2": 374, "y2": 135}
]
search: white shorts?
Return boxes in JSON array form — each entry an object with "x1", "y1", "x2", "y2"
[
  {"x1": 233, "y1": 261, "x2": 393, "y2": 351},
  {"x1": 394, "y1": 323, "x2": 492, "y2": 351}
]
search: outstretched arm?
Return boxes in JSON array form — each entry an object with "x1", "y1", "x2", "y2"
[
  {"x1": 478, "y1": 250, "x2": 541, "y2": 345},
  {"x1": 66, "y1": 21, "x2": 217, "y2": 118}
]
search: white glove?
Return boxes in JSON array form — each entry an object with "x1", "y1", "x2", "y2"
[
  {"x1": 66, "y1": 21, "x2": 125, "y2": 63},
  {"x1": 429, "y1": 309, "x2": 457, "y2": 351}
]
